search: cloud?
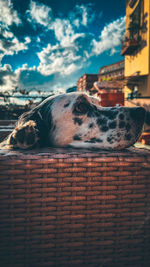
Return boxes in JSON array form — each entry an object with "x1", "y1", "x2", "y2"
[
  {"x1": 0, "y1": 29, "x2": 31, "y2": 62},
  {"x1": 27, "y1": 3, "x2": 95, "y2": 77},
  {"x1": 37, "y1": 43, "x2": 81, "y2": 76},
  {"x1": 0, "y1": 64, "x2": 14, "y2": 85},
  {"x1": 0, "y1": 0, "x2": 21, "y2": 27},
  {"x1": 0, "y1": 0, "x2": 31, "y2": 63},
  {"x1": 92, "y1": 16, "x2": 126, "y2": 55},
  {"x1": 51, "y1": 18, "x2": 75, "y2": 45},
  {"x1": 0, "y1": 1, "x2": 126, "y2": 96},
  {"x1": 27, "y1": 0, "x2": 53, "y2": 27},
  {"x1": 27, "y1": 1, "x2": 94, "y2": 30},
  {"x1": 36, "y1": 30, "x2": 94, "y2": 77},
  {"x1": 27, "y1": 2, "x2": 125, "y2": 75},
  {"x1": 70, "y1": 4, "x2": 95, "y2": 28},
  {"x1": 27, "y1": 1, "x2": 90, "y2": 46},
  {"x1": 0, "y1": 64, "x2": 18, "y2": 91}
]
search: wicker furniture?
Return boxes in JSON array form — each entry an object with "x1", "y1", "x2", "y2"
[{"x1": 0, "y1": 147, "x2": 150, "y2": 266}]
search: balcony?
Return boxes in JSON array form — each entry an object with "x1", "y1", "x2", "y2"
[
  {"x1": 121, "y1": 38, "x2": 140, "y2": 56},
  {"x1": 129, "y1": 0, "x2": 138, "y2": 8}
]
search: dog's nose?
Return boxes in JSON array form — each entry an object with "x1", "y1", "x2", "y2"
[{"x1": 130, "y1": 107, "x2": 146, "y2": 121}]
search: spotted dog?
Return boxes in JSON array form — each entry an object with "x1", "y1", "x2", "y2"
[{"x1": 6, "y1": 92, "x2": 145, "y2": 150}]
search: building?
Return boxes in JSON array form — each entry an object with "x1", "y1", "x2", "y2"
[
  {"x1": 77, "y1": 61, "x2": 124, "y2": 94},
  {"x1": 98, "y1": 60, "x2": 125, "y2": 82},
  {"x1": 77, "y1": 74, "x2": 98, "y2": 92},
  {"x1": 121, "y1": 0, "x2": 150, "y2": 97}
]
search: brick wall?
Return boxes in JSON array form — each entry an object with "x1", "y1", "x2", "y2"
[{"x1": 0, "y1": 147, "x2": 150, "y2": 267}]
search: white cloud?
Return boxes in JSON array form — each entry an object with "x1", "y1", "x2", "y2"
[
  {"x1": 0, "y1": 64, "x2": 36, "y2": 92},
  {"x1": 0, "y1": 64, "x2": 18, "y2": 91},
  {"x1": 28, "y1": 0, "x2": 52, "y2": 27},
  {"x1": 27, "y1": 1, "x2": 94, "y2": 47},
  {"x1": 27, "y1": 2, "x2": 125, "y2": 81},
  {"x1": 92, "y1": 16, "x2": 126, "y2": 55},
  {"x1": 0, "y1": 0, "x2": 31, "y2": 63},
  {"x1": 0, "y1": 0, "x2": 21, "y2": 27},
  {"x1": 32, "y1": 3, "x2": 94, "y2": 77},
  {"x1": 51, "y1": 18, "x2": 74, "y2": 44},
  {"x1": 37, "y1": 43, "x2": 81, "y2": 76},
  {"x1": 0, "y1": 1, "x2": 126, "y2": 96},
  {"x1": 71, "y1": 4, "x2": 95, "y2": 28},
  {"x1": 0, "y1": 30, "x2": 31, "y2": 62},
  {"x1": 24, "y1": 37, "x2": 31, "y2": 44}
]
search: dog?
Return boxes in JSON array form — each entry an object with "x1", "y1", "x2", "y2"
[{"x1": 5, "y1": 92, "x2": 145, "y2": 150}]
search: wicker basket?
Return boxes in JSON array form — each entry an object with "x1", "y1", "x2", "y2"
[{"x1": 0, "y1": 147, "x2": 150, "y2": 267}]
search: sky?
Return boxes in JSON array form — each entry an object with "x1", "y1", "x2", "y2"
[{"x1": 0, "y1": 0, "x2": 126, "y2": 95}]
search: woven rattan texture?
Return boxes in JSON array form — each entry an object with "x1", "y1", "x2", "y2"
[{"x1": 0, "y1": 147, "x2": 150, "y2": 267}]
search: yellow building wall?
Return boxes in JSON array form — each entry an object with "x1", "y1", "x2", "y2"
[{"x1": 125, "y1": 0, "x2": 150, "y2": 77}]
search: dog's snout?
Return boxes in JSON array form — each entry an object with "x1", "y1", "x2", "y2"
[{"x1": 130, "y1": 107, "x2": 146, "y2": 121}]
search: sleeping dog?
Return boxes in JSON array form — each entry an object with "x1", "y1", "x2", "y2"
[{"x1": 6, "y1": 92, "x2": 145, "y2": 150}]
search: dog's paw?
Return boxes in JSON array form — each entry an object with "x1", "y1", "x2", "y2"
[{"x1": 8, "y1": 120, "x2": 39, "y2": 149}]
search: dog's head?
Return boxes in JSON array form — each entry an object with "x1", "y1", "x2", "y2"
[{"x1": 34, "y1": 92, "x2": 145, "y2": 150}]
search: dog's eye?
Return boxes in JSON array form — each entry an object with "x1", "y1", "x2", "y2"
[{"x1": 75, "y1": 103, "x2": 88, "y2": 114}]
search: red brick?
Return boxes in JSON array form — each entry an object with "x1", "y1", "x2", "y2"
[
  {"x1": 64, "y1": 158, "x2": 87, "y2": 163},
  {"x1": 88, "y1": 195, "x2": 116, "y2": 200},
  {"x1": 55, "y1": 182, "x2": 71, "y2": 187},
  {"x1": 118, "y1": 184, "x2": 145, "y2": 190},
  {"x1": 62, "y1": 205, "x2": 86, "y2": 210},
  {"x1": 1, "y1": 169, "x2": 25, "y2": 174},
  {"x1": 58, "y1": 167, "x2": 86, "y2": 172},
  {"x1": 106, "y1": 171, "x2": 132, "y2": 176},
  {"x1": 92, "y1": 167, "x2": 117, "y2": 171},
  {"x1": 122, "y1": 193, "x2": 146, "y2": 199},
  {"x1": 124, "y1": 157, "x2": 146, "y2": 162},
  {"x1": 101, "y1": 176, "x2": 117, "y2": 181},
  {"x1": 31, "y1": 197, "x2": 57, "y2": 202},
  {"x1": 107, "y1": 162, "x2": 133, "y2": 166},
  {"x1": 64, "y1": 177, "x2": 86, "y2": 182},
  {"x1": 31, "y1": 168, "x2": 57, "y2": 173},
  {"x1": 31, "y1": 178, "x2": 57, "y2": 183},
  {"x1": 33, "y1": 188, "x2": 57, "y2": 193},
  {"x1": 50, "y1": 172, "x2": 72, "y2": 178},
  {"x1": 22, "y1": 164, "x2": 43, "y2": 169},
  {"x1": 31, "y1": 215, "x2": 56, "y2": 221},
  {"x1": 48, "y1": 163, "x2": 72, "y2": 168},
  {"x1": 0, "y1": 178, "x2": 25, "y2": 184},
  {"x1": 0, "y1": 159, "x2": 25, "y2": 165},
  {"x1": 92, "y1": 157, "x2": 118, "y2": 162},
  {"x1": 32, "y1": 158, "x2": 58, "y2": 164},
  {"x1": 77, "y1": 190, "x2": 101, "y2": 196},
  {"x1": 60, "y1": 196, "x2": 86, "y2": 201},
  {"x1": 78, "y1": 172, "x2": 100, "y2": 177},
  {"x1": 91, "y1": 185, "x2": 117, "y2": 191},
  {"x1": 76, "y1": 162, "x2": 101, "y2": 167},
  {"x1": 63, "y1": 186, "x2": 86, "y2": 191}
]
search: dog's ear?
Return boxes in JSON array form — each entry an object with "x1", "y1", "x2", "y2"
[
  {"x1": 8, "y1": 101, "x2": 53, "y2": 149},
  {"x1": 8, "y1": 120, "x2": 39, "y2": 149},
  {"x1": 19, "y1": 107, "x2": 50, "y2": 147},
  {"x1": 7, "y1": 96, "x2": 55, "y2": 149}
]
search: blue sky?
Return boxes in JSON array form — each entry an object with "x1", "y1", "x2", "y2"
[{"x1": 0, "y1": 0, "x2": 126, "y2": 94}]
